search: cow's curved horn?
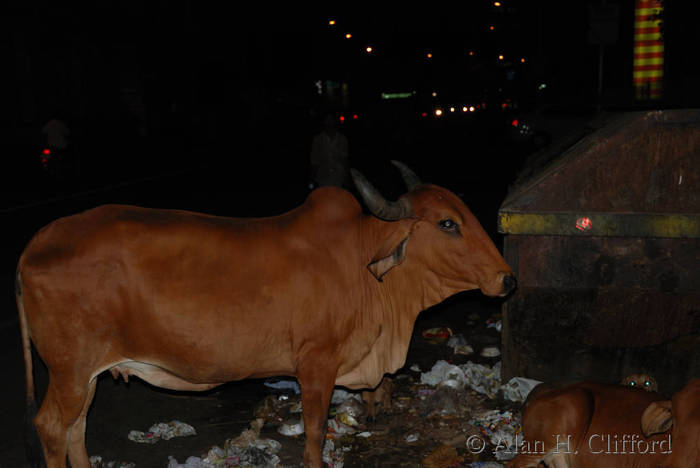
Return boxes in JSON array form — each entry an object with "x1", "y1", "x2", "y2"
[
  {"x1": 351, "y1": 169, "x2": 413, "y2": 220},
  {"x1": 391, "y1": 160, "x2": 421, "y2": 191}
]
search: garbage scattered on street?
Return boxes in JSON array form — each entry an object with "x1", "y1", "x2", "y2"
[
  {"x1": 480, "y1": 346, "x2": 501, "y2": 358},
  {"x1": 128, "y1": 420, "x2": 196, "y2": 444},
  {"x1": 420, "y1": 360, "x2": 467, "y2": 387},
  {"x1": 446, "y1": 334, "x2": 475, "y2": 355},
  {"x1": 501, "y1": 377, "x2": 542, "y2": 403},
  {"x1": 322, "y1": 439, "x2": 346, "y2": 468},
  {"x1": 89, "y1": 456, "x2": 135, "y2": 468},
  {"x1": 148, "y1": 306, "x2": 541, "y2": 466},
  {"x1": 462, "y1": 361, "x2": 502, "y2": 398},
  {"x1": 278, "y1": 419, "x2": 304, "y2": 436},
  {"x1": 166, "y1": 419, "x2": 283, "y2": 468},
  {"x1": 486, "y1": 319, "x2": 502, "y2": 333},
  {"x1": 471, "y1": 410, "x2": 522, "y2": 461},
  {"x1": 422, "y1": 327, "x2": 453, "y2": 343}
]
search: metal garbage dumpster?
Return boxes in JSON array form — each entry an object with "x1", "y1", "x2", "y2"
[{"x1": 498, "y1": 110, "x2": 700, "y2": 395}]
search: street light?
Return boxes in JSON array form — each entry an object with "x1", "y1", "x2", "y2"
[{"x1": 345, "y1": 33, "x2": 352, "y2": 39}]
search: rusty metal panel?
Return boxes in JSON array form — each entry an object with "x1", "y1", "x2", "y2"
[
  {"x1": 501, "y1": 110, "x2": 700, "y2": 215},
  {"x1": 499, "y1": 110, "x2": 700, "y2": 395}
]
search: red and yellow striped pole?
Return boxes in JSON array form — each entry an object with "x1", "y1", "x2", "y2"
[{"x1": 633, "y1": 0, "x2": 664, "y2": 100}]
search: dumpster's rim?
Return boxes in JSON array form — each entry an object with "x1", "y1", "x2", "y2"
[{"x1": 498, "y1": 210, "x2": 700, "y2": 238}]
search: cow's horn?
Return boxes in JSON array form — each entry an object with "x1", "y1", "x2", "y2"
[
  {"x1": 391, "y1": 160, "x2": 421, "y2": 191},
  {"x1": 351, "y1": 169, "x2": 413, "y2": 221}
]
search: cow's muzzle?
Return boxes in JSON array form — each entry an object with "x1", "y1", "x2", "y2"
[{"x1": 502, "y1": 274, "x2": 517, "y2": 296}]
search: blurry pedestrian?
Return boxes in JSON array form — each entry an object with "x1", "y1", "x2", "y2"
[
  {"x1": 42, "y1": 115, "x2": 70, "y2": 156},
  {"x1": 41, "y1": 113, "x2": 71, "y2": 180},
  {"x1": 309, "y1": 113, "x2": 350, "y2": 189}
]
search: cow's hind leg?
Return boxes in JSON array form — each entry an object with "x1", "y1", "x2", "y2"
[
  {"x1": 34, "y1": 373, "x2": 94, "y2": 468},
  {"x1": 67, "y1": 377, "x2": 97, "y2": 468}
]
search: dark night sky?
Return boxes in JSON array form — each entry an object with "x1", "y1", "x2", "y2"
[{"x1": 2, "y1": 1, "x2": 699, "y2": 195}]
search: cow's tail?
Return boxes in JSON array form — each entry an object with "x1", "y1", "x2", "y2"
[{"x1": 16, "y1": 271, "x2": 45, "y2": 467}]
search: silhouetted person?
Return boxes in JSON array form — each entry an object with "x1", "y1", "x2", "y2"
[
  {"x1": 310, "y1": 113, "x2": 349, "y2": 188},
  {"x1": 41, "y1": 115, "x2": 71, "y2": 181}
]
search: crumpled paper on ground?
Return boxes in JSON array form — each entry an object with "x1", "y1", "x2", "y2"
[
  {"x1": 420, "y1": 360, "x2": 540, "y2": 402},
  {"x1": 501, "y1": 377, "x2": 542, "y2": 403},
  {"x1": 419, "y1": 360, "x2": 501, "y2": 398},
  {"x1": 128, "y1": 420, "x2": 196, "y2": 444}
]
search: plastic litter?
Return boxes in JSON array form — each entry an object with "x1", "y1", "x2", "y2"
[
  {"x1": 410, "y1": 364, "x2": 422, "y2": 372},
  {"x1": 166, "y1": 423, "x2": 283, "y2": 468},
  {"x1": 462, "y1": 361, "x2": 501, "y2": 398},
  {"x1": 128, "y1": 420, "x2": 196, "y2": 444},
  {"x1": 89, "y1": 456, "x2": 135, "y2": 468},
  {"x1": 480, "y1": 346, "x2": 501, "y2": 358},
  {"x1": 501, "y1": 377, "x2": 542, "y2": 403},
  {"x1": 336, "y1": 396, "x2": 366, "y2": 422},
  {"x1": 278, "y1": 418, "x2": 304, "y2": 436},
  {"x1": 263, "y1": 379, "x2": 301, "y2": 394},
  {"x1": 331, "y1": 388, "x2": 363, "y2": 405},
  {"x1": 322, "y1": 439, "x2": 345, "y2": 468},
  {"x1": 405, "y1": 433, "x2": 419, "y2": 443},
  {"x1": 420, "y1": 360, "x2": 467, "y2": 387},
  {"x1": 469, "y1": 463, "x2": 504, "y2": 468},
  {"x1": 446, "y1": 334, "x2": 475, "y2": 355},
  {"x1": 327, "y1": 417, "x2": 356, "y2": 437},
  {"x1": 470, "y1": 409, "x2": 521, "y2": 461},
  {"x1": 422, "y1": 327, "x2": 453, "y2": 343},
  {"x1": 486, "y1": 319, "x2": 503, "y2": 333},
  {"x1": 356, "y1": 431, "x2": 372, "y2": 438},
  {"x1": 229, "y1": 418, "x2": 264, "y2": 448}
]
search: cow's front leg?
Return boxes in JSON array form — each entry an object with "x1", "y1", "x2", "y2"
[{"x1": 298, "y1": 360, "x2": 337, "y2": 467}]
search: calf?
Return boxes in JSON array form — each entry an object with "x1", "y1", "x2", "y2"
[
  {"x1": 507, "y1": 379, "x2": 700, "y2": 467},
  {"x1": 362, "y1": 376, "x2": 394, "y2": 422}
]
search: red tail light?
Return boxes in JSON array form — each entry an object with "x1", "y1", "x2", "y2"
[
  {"x1": 43, "y1": 148, "x2": 51, "y2": 155},
  {"x1": 511, "y1": 119, "x2": 519, "y2": 127}
]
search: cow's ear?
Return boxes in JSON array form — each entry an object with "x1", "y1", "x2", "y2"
[
  {"x1": 641, "y1": 400, "x2": 673, "y2": 437},
  {"x1": 368, "y1": 236, "x2": 409, "y2": 281}
]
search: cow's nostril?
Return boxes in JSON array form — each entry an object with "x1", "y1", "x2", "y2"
[{"x1": 503, "y1": 274, "x2": 517, "y2": 295}]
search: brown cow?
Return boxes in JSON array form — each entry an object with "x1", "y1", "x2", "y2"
[
  {"x1": 17, "y1": 161, "x2": 515, "y2": 467},
  {"x1": 507, "y1": 379, "x2": 700, "y2": 468}
]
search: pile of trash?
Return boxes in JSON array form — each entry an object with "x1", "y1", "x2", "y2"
[
  {"x1": 419, "y1": 359, "x2": 540, "y2": 404},
  {"x1": 471, "y1": 410, "x2": 522, "y2": 461},
  {"x1": 166, "y1": 419, "x2": 284, "y2": 468},
  {"x1": 128, "y1": 420, "x2": 197, "y2": 444}
]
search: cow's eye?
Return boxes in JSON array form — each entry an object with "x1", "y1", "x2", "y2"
[
  {"x1": 629, "y1": 381, "x2": 636, "y2": 386},
  {"x1": 644, "y1": 381, "x2": 650, "y2": 387},
  {"x1": 439, "y1": 219, "x2": 460, "y2": 234}
]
